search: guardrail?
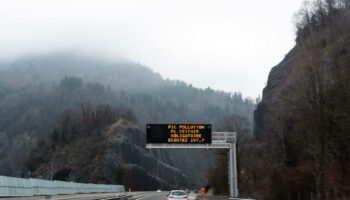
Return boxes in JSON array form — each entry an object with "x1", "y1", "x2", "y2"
[{"x1": 0, "y1": 175, "x2": 125, "y2": 197}]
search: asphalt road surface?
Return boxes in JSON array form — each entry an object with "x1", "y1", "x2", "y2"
[
  {"x1": 133, "y1": 192, "x2": 198, "y2": 200},
  {"x1": 133, "y1": 192, "x2": 168, "y2": 200}
]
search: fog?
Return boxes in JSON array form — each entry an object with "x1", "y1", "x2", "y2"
[{"x1": 0, "y1": 0, "x2": 304, "y2": 97}]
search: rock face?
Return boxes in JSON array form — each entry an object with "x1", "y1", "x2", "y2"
[
  {"x1": 254, "y1": 47, "x2": 298, "y2": 140},
  {"x1": 23, "y1": 120, "x2": 190, "y2": 190}
]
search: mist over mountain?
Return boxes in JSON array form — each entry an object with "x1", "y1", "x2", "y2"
[
  {"x1": 0, "y1": 52, "x2": 255, "y2": 188},
  {"x1": 0, "y1": 52, "x2": 163, "y2": 92}
]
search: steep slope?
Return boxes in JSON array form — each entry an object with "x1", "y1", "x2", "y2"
[{"x1": 254, "y1": 2, "x2": 350, "y2": 199}]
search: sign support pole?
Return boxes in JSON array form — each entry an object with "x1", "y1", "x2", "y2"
[{"x1": 229, "y1": 142, "x2": 238, "y2": 198}]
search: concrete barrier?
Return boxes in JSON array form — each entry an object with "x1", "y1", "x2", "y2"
[
  {"x1": 0, "y1": 175, "x2": 124, "y2": 197},
  {"x1": 30, "y1": 178, "x2": 57, "y2": 196},
  {"x1": 0, "y1": 176, "x2": 34, "y2": 196}
]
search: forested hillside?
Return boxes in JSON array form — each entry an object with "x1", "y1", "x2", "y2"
[
  {"x1": 23, "y1": 110, "x2": 191, "y2": 190},
  {"x1": 0, "y1": 53, "x2": 256, "y2": 188}
]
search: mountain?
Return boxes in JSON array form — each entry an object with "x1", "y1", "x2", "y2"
[
  {"x1": 0, "y1": 52, "x2": 254, "y2": 126},
  {"x1": 254, "y1": 1, "x2": 350, "y2": 199},
  {"x1": 0, "y1": 52, "x2": 255, "y2": 189}
]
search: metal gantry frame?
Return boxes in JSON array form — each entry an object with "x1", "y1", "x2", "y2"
[{"x1": 146, "y1": 132, "x2": 238, "y2": 198}]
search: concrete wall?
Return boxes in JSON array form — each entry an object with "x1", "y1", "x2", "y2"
[{"x1": 0, "y1": 175, "x2": 124, "y2": 197}]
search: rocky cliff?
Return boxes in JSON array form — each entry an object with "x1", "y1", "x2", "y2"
[
  {"x1": 254, "y1": 46, "x2": 298, "y2": 140},
  {"x1": 253, "y1": 3, "x2": 350, "y2": 199}
]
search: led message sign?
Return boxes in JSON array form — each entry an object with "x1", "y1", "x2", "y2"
[{"x1": 146, "y1": 124, "x2": 212, "y2": 144}]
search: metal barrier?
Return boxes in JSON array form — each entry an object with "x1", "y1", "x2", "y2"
[{"x1": 0, "y1": 175, "x2": 125, "y2": 197}]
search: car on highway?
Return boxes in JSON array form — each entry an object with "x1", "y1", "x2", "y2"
[{"x1": 167, "y1": 190, "x2": 188, "y2": 199}]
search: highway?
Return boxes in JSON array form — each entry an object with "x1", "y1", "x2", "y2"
[
  {"x1": 133, "y1": 192, "x2": 167, "y2": 200},
  {"x1": 132, "y1": 192, "x2": 196, "y2": 200},
  {"x1": 0, "y1": 191, "x2": 197, "y2": 200}
]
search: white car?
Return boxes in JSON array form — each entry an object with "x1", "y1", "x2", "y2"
[{"x1": 167, "y1": 190, "x2": 188, "y2": 199}]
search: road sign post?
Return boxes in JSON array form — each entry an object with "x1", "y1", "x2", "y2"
[
  {"x1": 229, "y1": 142, "x2": 238, "y2": 198},
  {"x1": 146, "y1": 124, "x2": 238, "y2": 199}
]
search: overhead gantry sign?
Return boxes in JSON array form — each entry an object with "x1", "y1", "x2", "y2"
[
  {"x1": 146, "y1": 124, "x2": 238, "y2": 199},
  {"x1": 146, "y1": 124, "x2": 211, "y2": 144}
]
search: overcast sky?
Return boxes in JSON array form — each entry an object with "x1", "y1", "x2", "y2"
[{"x1": 0, "y1": 0, "x2": 304, "y2": 98}]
